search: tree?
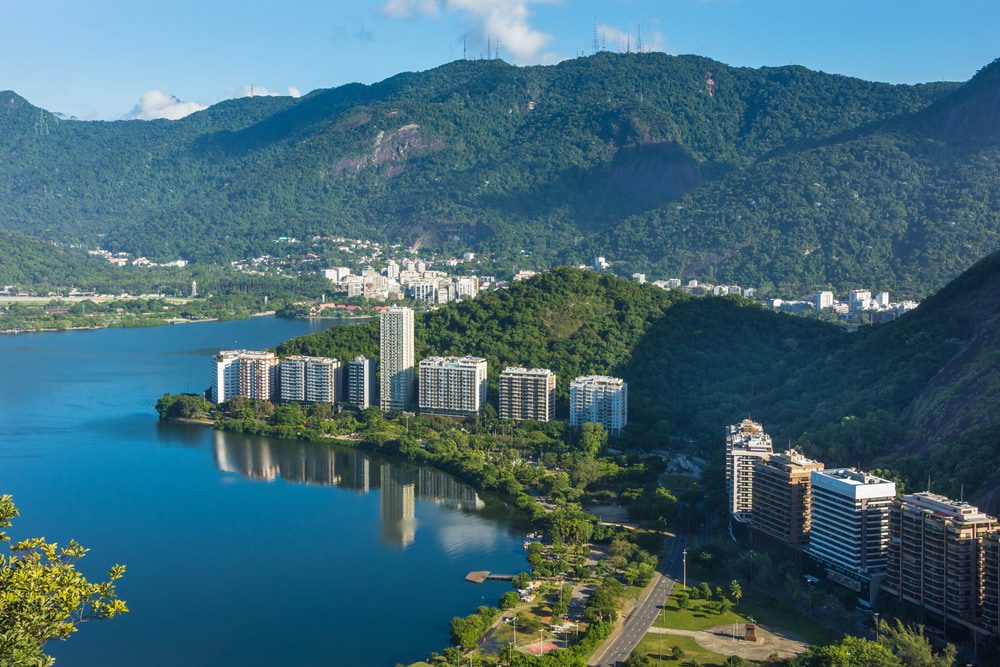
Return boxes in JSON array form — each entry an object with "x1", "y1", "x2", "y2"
[
  {"x1": 698, "y1": 581, "x2": 712, "y2": 600},
  {"x1": 624, "y1": 653, "x2": 653, "y2": 667},
  {"x1": 0, "y1": 495, "x2": 128, "y2": 667},
  {"x1": 499, "y1": 591, "x2": 520, "y2": 610},
  {"x1": 676, "y1": 593, "x2": 690, "y2": 610},
  {"x1": 714, "y1": 586, "x2": 725, "y2": 601},
  {"x1": 671, "y1": 645, "x2": 685, "y2": 660},
  {"x1": 800, "y1": 635, "x2": 903, "y2": 667},
  {"x1": 729, "y1": 580, "x2": 743, "y2": 604},
  {"x1": 877, "y1": 619, "x2": 957, "y2": 667},
  {"x1": 579, "y1": 422, "x2": 608, "y2": 457},
  {"x1": 719, "y1": 597, "x2": 733, "y2": 615}
]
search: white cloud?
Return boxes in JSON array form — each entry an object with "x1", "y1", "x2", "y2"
[
  {"x1": 232, "y1": 85, "x2": 303, "y2": 99},
  {"x1": 381, "y1": 0, "x2": 558, "y2": 64},
  {"x1": 125, "y1": 90, "x2": 207, "y2": 121}
]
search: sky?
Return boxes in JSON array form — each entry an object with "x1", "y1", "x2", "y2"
[{"x1": 1, "y1": 0, "x2": 998, "y2": 120}]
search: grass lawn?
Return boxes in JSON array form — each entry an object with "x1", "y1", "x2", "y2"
[
  {"x1": 633, "y1": 632, "x2": 726, "y2": 666},
  {"x1": 653, "y1": 588, "x2": 838, "y2": 647}
]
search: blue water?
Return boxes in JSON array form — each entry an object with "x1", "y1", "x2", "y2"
[{"x1": 0, "y1": 318, "x2": 526, "y2": 666}]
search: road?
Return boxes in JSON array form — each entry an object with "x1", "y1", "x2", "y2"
[{"x1": 589, "y1": 533, "x2": 687, "y2": 667}]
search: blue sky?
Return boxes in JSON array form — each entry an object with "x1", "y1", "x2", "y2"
[{"x1": 1, "y1": 0, "x2": 998, "y2": 120}]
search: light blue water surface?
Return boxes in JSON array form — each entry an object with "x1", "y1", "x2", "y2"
[{"x1": 0, "y1": 318, "x2": 525, "y2": 666}]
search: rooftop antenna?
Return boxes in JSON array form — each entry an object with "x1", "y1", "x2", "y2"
[
  {"x1": 626, "y1": 32, "x2": 631, "y2": 54},
  {"x1": 592, "y1": 12, "x2": 599, "y2": 54},
  {"x1": 927, "y1": 474, "x2": 931, "y2": 493},
  {"x1": 496, "y1": 36, "x2": 500, "y2": 60},
  {"x1": 961, "y1": 484, "x2": 965, "y2": 502}
]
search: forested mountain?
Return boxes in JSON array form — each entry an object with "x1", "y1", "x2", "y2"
[
  {"x1": 5, "y1": 52, "x2": 997, "y2": 296},
  {"x1": 278, "y1": 261, "x2": 1000, "y2": 512}
]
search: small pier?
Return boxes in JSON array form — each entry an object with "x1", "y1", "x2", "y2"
[{"x1": 465, "y1": 571, "x2": 514, "y2": 584}]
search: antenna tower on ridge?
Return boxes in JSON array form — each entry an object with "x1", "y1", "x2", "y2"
[
  {"x1": 34, "y1": 109, "x2": 49, "y2": 136},
  {"x1": 592, "y1": 12, "x2": 599, "y2": 54},
  {"x1": 637, "y1": 15, "x2": 643, "y2": 53}
]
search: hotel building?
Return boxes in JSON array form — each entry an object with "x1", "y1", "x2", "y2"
[
  {"x1": 884, "y1": 493, "x2": 997, "y2": 632},
  {"x1": 569, "y1": 375, "x2": 627, "y2": 436},
  {"x1": 751, "y1": 449, "x2": 825, "y2": 550},
  {"x1": 418, "y1": 356, "x2": 488, "y2": 416},
  {"x1": 498, "y1": 367, "x2": 556, "y2": 422},
  {"x1": 379, "y1": 306, "x2": 415, "y2": 412},
  {"x1": 725, "y1": 419, "x2": 774, "y2": 522}
]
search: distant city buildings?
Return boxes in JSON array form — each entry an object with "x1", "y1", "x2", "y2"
[
  {"x1": 346, "y1": 356, "x2": 378, "y2": 409},
  {"x1": 725, "y1": 419, "x2": 774, "y2": 522},
  {"x1": 569, "y1": 375, "x2": 627, "y2": 436},
  {"x1": 499, "y1": 367, "x2": 556, "y2": 422},
  {"x1": 418, "y1": 356, "x2": 488, "y2": 416},
  {"x1": 380, "y1": 306, "x2": 415, "y2": 412}
]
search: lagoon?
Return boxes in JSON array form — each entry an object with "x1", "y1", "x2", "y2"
[{"x1": 0, "y1": 318, "x2": 526, "y2": 666}]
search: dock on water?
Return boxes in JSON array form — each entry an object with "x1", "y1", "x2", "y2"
[{"x1": 465, "y1": 571, "x2": 514, "y2": 584}]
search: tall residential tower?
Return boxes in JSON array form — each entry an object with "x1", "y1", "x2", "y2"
[{"x1": 379, "y1": 306, "x2": 414, "y2": 412}]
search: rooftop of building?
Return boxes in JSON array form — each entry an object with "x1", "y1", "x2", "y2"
[
  {"x1": 812, "y1": 468, "x2": 896, "y2": 499},
  {"x1": 419, "y1": 355, "x2": 487, "y2": 368},
  {"x1": 764, "y1": 449, "x2": 825, "y2": 469},
  {"x1": 900, "y1": 492, "x2": 996, "y2": 523},
  {"x1": 216, "y1": 349, "x2": 277, "y2": 359},
  {"x1": 501, "y1": 367, "x2": 555, "y2": 376},
  {"x1": 570, "y1": 375, "x2": 625, "y2": 387}
]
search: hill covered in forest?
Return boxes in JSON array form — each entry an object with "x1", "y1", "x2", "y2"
[
  {"x1": 4, "y1": 52, "x2": 999, "y2": 296},
  {"x1": 278, "y1": 259, "x2": 1000, "y2": 511}
]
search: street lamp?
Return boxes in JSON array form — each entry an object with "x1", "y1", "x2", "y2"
[
  {"x1": 874, "y1": 611, "x2": 880, "y2": 641},
  {"x1": 682, "y1": 548, "x2": 687, "y2": 590}
]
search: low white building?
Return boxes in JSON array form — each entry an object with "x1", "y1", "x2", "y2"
[
  {"x1": 569, "y1": 375, "x2": 627, "y2": 436},
  {"x1": 418, "y1": 356, "x2": 488, "y2": 416}
]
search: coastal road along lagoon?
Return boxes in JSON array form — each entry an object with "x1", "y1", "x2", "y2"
[{"x1": 589, "y1": 533, "x2": 687, "y2": 667}]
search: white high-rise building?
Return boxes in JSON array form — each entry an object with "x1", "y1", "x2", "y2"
[
  {"x1": 385, "y1": 260, "x2": 400, "y2": 280},
  {"x1": 632, "y1": 273, "x2": 647, "y2": 284},
  {"x1": 569, "y1": 376, "x2": 627, "y2": 436},
  {"x1": 849, "y1": 289, "x2": 873, "y2": 312},
  {"x1": 418, "y1": 356, "x2": 488, "y2": 416},
  {"x1": 346, "y1": 356, "x2": 378, "y2": 409},
  {"x1": 212, "y1": 351, "x2": 242, "y2": 404},
  {"x1": 380, "y1": 306, "x2": 415, "y2": 412},
  {"x1": 809, "y1": 468, "x2": 896, "y2": 579},
  {"x1": 725, "y1": 419, "x2": 774, "y2": 522},
  {"x1": 323, "y1": 267, "x2": 351, "y2": 282},
  {"x1": 813, "y1": 291, "x2": 834, "y2": 311},
  {"x1": 455, "y1": 276, "x2": 479, "y2": 300},
  {"x1": 280, "y1": 356, "x2": 341, "y2": 404}
]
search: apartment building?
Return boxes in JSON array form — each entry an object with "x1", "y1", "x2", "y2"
[
  {"x1": 238, "y1": 351, "x2": 280, "y2": 401},
  {"x1": 418, "y1": 356, "x2": 488, "y2": 416},
  {"x1": 379, "y1": 306, "x2": 414, "y2": 412},
  {"x1": 212, "y1": 350, "x2": 279, "y2": 403},
  {"x1": 808, "y1": 468, "x2": 896, "y2": 587},
  {"x1": 751, "y1": 449, "x2": 825, "y2": 550},
  {"x1": 725, "y1": 419, "x2": 774, "y2": 522},
  {"x1": 982, "y1": 532, "x2": 1000, "y2": 635},
  {"x1": 884, "y1": 493, "x2": 997, "y2": 631},
  {"x1": 346, "y1": 356, "x2": 378, "y2": 409},
  {"x1": 498, "y1": 367, "x2": 556, "y2": 422},
  {"x1": 569, "y1": 376, "x2": 627, "y2": 436},
  {"x1": 280, "y1": 356, "x2": 342, "y2": 404}
]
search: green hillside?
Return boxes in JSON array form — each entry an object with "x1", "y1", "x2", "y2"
[
  {"x1": 277, "y1": 261, "x2": 1000, "y2": 511},
  {"x1": 7, "y1": 52, "x2": 998, "y2": 296}
]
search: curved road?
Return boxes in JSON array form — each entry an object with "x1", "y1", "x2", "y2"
[{"x1": 589, "y1": 533, "x2": 687, "y2": 667}]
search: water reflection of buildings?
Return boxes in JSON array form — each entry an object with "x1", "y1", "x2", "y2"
[{"x1": 212, "y1": 432, "x2": 484, "y2": 547}]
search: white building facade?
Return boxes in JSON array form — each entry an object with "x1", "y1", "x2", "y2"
[
  {"x1": 569, "y1": 375, "x2": 627, "y2": 436},
  {"x1": 379, "y1": 306, "x2": 415, "y2": 412},
  {"x1": 346, "y1": 356, "x2": 378, "y2": 409},
  {"x1": 418, "y1": 356, "x2": 488, "y2": 416},
  {"x1": 725, "y1": 419, "x2": 774, "y2": 522}
]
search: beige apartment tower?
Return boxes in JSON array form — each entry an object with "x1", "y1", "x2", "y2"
[
  {"x1": 885, "y1": 492, "x2": 997, "y2": 631},
  {"x1": 751, "y1": 449, "x2": 825, "y2": 550},
  {"x1": 237, "y1": 351, "x2": 280, "y2": 401},
  {"x1": 379, "y1": 306, "x2": 415, "y2": 412},
  {"x1": 498, "y1": 367, "x2": 556, "y2": 422}
]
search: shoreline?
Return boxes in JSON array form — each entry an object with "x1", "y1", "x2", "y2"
[{"x1": 0, "y1": 310, "x2": 279, "y2": 336}]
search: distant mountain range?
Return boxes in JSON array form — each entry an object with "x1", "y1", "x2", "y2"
[{"x1": 1, "y1": 52, "x2": 999, "y2": 296}]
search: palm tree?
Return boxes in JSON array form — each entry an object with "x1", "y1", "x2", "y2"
[{"x1": 729, "y1": 580, "x2": 743, "y2": 605}]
